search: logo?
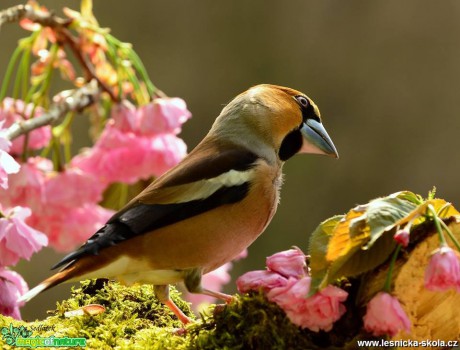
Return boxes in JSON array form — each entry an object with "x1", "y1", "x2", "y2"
[{"x1": 1, "y1": 323, "x2": 86, "y2": 348}]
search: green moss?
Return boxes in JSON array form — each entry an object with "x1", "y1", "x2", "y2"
[
  {"x1": 0, "y1": 280, "x2": 351, "y2": 349},
  {"x1": 1, "y1": 280, "x2": 193, "y2": 349}
]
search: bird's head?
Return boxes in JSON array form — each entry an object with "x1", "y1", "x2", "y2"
[{"x1": 211, "y1": 84, "x2": 338, "y2": 163}]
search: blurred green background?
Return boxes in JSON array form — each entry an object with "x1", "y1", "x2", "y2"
[{"x1": 2, "y1": 0, "x2": 460, "y2": 320}]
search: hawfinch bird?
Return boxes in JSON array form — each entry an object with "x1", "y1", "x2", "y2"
[{"x1": 20, "y1": 84, "x2": 338, "y2": 323}]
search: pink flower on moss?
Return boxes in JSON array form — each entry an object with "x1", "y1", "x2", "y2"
[
  {"x1": 0, "y1": 98, "x2": 51, "y2": 154},
  {"x1": 364, "y1": 292, "x2": 411, "y2": 336},
  {"x1": 267, "y1": 277, "x2": 348, "y2": 332},
  {"x1": 0, "y1": 206, "x2": 48, "y2": 266},
  {"x1": 138, "y1": 98, "x2": 191, "y2": 136},
  {"x1": 237, "y1": 270, "x2": 288, "y2": 293},
  {"x1": 424, "y1": 246, "x2": 460, "y2": 292},
  {"x1": 266, "y1": 247, "x2": 307, "y2": 278},
  {"x1": 0, "y1": 268, "x2": 28, "y2": 319},
  {"x1": 299, "y1": 285, "x2": 348, "y2": 332},
  {"x1": 28, "y1": 203, "x2": 114, "y2": 252},
  {"x1": 266, "y1": 276, "x2": 307, "y2": 305}
]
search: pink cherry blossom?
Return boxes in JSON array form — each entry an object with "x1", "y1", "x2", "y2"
[
  {"x1": 140, "y1": 134, "x2": 187, "y2": 178},
  {"x1": 0, "y1": 98, "x2": 51, "y2": 154},
  {"x1": 72, "y1": 124, "x2": 187, "y2": 184},
  {"x1": 393, "y1": 229, "x2": 410, "y2": 247},
  {"x1": 298, "y1": 285, "x2": 348, "y2": 332},
  {"x1": 138, "y1": 98, "x2": 191, "y2": 136},
  {"x1": 111, "y1": 100, "x2": 138, "y2": 133},
  {"x1": 266, "y1": 247, "x2": 307, "y2": 278},
  {"x1": 265, "y1": 276, "x2": 306, "y2": 304},
  {"x1": 363, "y1": 292, "x2": 411, "y2": 336},
  {"x1": 424, "y1": 246, "x2": 460, "y2": 292},
  {"x1": 0, "y1": 156, "x2": 111, "y2": 252},
  {"x1": 0, "y1": 150, "x2": 20, "y2": 190},
  {"x1": 0, "y1": 121, "x2": 20, "y2": 190},
  {"x1": 236, "y1": 270, "x2": 288, "y2": 293},
  {"x1": 27, "y1": 203, "x2": 114, "y2": 252},
  {"x1": 71, "y1": 124, "x2": 147, "y2": 184},
  {"x1": 0, "y1": 206, "x2": 48, "y2": 266},
  {"x1": 0, "y1": 268, "x2": 28, "y2": 319},
  {"x1": 266, "y1": 277, "x2": 348, "y2": 332},
  {"x1": 0, "y1": 157, "x2": 50, "y2": 212},
  {"x1": 43, "y1": 167, "x2": 105, "y2": 212}
]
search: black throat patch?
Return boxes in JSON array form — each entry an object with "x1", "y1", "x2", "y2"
[{"x1": 279, "y1": 129, "x2": 303, "y2": 161}]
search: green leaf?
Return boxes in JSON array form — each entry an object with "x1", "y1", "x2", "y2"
[
  {"x1": 363, "y1": 193, "x2": 418, "y2": 249},
  {"x1": 319, "y1": 191, "x2": 420, "y2": 288}
]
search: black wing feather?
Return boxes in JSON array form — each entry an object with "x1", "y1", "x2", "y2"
[{"x1": 52, "y1": 182, "x2": 250, "y2": 270}]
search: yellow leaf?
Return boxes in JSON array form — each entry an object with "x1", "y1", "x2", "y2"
[{"x1": 326, "y1": 206, "x2": 369, "y2": 262}]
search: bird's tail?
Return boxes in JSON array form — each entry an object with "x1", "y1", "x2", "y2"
[{"x1": 18, "y1": 266, "x2": 76, "y2": 303}]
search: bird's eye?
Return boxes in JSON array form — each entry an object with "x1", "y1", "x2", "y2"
[{"x1": 295, "y1": 96, "x2": 309, "y2": 108}]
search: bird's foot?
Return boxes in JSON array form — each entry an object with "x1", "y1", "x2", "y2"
[
  {"x1": 202, "y1": 289, "x2": 234, "y2": 304},
  {"x1": 164, "y1": 299, "x2": 193, "y2": 325}
]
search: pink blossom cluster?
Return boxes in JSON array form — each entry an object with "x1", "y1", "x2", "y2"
[
  {"x1": 0, "y1": 205, "x2": 46, "y2": 320},
  {"x1": 0, "y1": 108, "x2": 50, "y2": 320},
  {"x1": 0, "y1": 97, "x2": 190, "y2": 251},
  {"x1": 0, "y1": 97, "x2": 191, "y2": 319},
  {"x1": 0, "y1": 157, "x2": 113, "y2": 252},
  {"x1": 236, "y1": 248, "x2": 348, "y2": 332},
  {"x1": 72, "y1": 99, "x2": 190, "y2": 184},
  {"x1": 0, "y1": 98, "x2": 51, "y2": 155}
]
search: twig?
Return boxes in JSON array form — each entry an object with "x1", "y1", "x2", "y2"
[
  {"x1": 0, "y1": 4, "x2": 70, "y2": 29},
  {"x1": 58, "y1": 27, "x2": 118, "y2": 101},
  {"x1": 4, "y1": 80, "x2": 100, "y2": 141},
  {"x1": 0, "y1": 4, "x2": 118, "y2": 102}
]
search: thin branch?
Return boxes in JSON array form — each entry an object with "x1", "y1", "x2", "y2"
[
  {"x1": 0, "y1": 4, "x2": 70, "y2": 29},
  {"x1": 5, "y1": 80, "x2": 100, "y2": 141},
  {"x1": 0, "y1": 4, "x2": 118, "y2": 102},
  {"x1": 58, "y1": 28, "x2": 118, "y2": 101}
]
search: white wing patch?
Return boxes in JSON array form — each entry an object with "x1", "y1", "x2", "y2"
[
  {"x1": 208, "y1": 169, "x2": 255, "y2": 187},
  {"x1": 167, "y1": 168, "x2": 256, "y2": 204}
]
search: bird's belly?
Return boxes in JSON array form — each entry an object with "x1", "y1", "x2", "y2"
[{"x1": 75, "y1": 256, "x2": 183, "y2": 285}]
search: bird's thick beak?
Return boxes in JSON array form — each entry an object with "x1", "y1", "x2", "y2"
[{"x1": 299, "y1": 119, "x2": 339, "y2": 158}]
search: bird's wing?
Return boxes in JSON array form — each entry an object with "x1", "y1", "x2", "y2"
[{"x1": 52, "y1": 142, "x2": 259, "y2": 270}]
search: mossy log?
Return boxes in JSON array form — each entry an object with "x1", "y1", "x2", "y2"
[{"x1": 1, "y1": 219, "x2": 460, "y2": 349}]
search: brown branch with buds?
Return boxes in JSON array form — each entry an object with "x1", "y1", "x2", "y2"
[
  {"x1": 0, "y1": 4, "x2": 70, "y2": 29},
  {"x1": 0, "y1": 4, "x2": 118, "y2": 102},
  {"x1": 5, "y1": 80, "x2": 100, "y2": 141}
]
